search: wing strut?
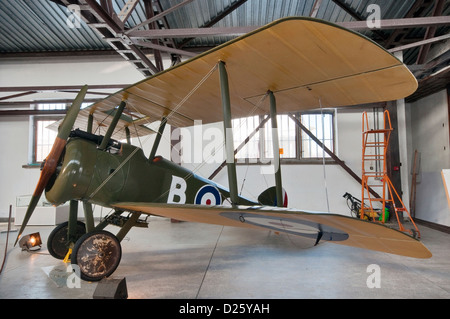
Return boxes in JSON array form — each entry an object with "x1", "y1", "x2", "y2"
[
  {"x1": 125, "y1": 127, "x2": 131, "y2": 144},
  {"x1": 87, "y1": 113, "x2": 94, "y2": 134},
  {"x1": 268, "y1": 91, "x2": 284, "y2": 207},
  {"x1": 99, "y1": 100, "x2": 126, "y2": 150},
  {"x1": 149, "y1": 117, "x2": 168, "y2": 161},
  {"x1": 218, "y1": 61, "x2": 239, "y2": 206}
]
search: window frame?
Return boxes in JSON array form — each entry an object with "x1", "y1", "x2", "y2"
[
  {"x1": 30, "y1": 103, "x2": 67, "y2": 165},
  {"x1": 298, "y1": 110, "x2": 335, "y2": 162},
  {"x1": 232, "y1": 111, "x2": 336, "y2": 165}
]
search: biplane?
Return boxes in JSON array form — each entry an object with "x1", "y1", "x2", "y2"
[{"x1": 16, "y1": 17, "x2": 431, "y2": 282}]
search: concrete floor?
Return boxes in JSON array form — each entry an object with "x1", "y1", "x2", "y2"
[{"x1": 1, "y1": 216, "x2": 450, "y2": 299}]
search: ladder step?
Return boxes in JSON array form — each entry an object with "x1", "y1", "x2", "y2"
[
  {"x1": 364, "y1": 198, "x2": 394, "y2": 202},
  {"x1": 364, "y1": 144, "x2": 386, "y2": 147},
  {"x1": 363, "y1": 129, "x2": 392, "y2": 134}
]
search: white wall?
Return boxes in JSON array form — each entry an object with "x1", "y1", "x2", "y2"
[
  {"x1": 0, "y1": 115, "x2": 40, "y2": 217},
  {"x1": 409, "y1": 89, "x2": 450, "y2": 226}
]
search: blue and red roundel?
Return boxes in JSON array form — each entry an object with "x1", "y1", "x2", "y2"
[{"x1": 195, "y1": 185, "x2": 222, "y2": 206}]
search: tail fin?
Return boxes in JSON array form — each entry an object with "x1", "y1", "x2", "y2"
[{"x1": 258, "y1": 187, "x2": 288, "y2": 207}]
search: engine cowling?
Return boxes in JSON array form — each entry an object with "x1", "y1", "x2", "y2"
[{"x1": 45, "y1": 138, "x2": 96, "y2": 206}]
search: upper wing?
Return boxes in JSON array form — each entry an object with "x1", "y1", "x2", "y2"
[
  {"x1": 113, "y1": 202, "x2": 432, "y2": 259},
  {"x1": 74, "y1": 17, "x2": 417, "y2": 132}
]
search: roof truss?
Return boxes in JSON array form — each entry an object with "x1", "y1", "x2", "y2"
[{"x1": 47, "y1": 1, "x2": 449, "y2": 75}]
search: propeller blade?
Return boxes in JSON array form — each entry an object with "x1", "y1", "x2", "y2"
[
  {"x1": 57, "y1": 85, "x2": 88, "y2": 140},
  {"x1": 15, "y1": 85, "x2": 88, "y2": 245},
  {"x1": 15, "y1": 194, "x2": 42, "y2": 246}
]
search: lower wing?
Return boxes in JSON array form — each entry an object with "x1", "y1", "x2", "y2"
[{"x1": 113, "y1": 202, "x2": 432, "y2": 259}]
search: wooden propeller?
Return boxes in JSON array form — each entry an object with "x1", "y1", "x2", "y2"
[{"x1": 15, "y1": 85, "x2": 88, "y2": 245}]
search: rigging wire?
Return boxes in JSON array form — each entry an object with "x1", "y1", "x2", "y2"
[
  {"x1": 168, "y1": 63, "x2": 219, "y2": 120},
  {"x1": 125, "y1": 101, "x2": 147, "y2": 150},
  {"x1": 319, "y1": 98, "x2": 330, "y2": 213},
  {"x1": 239, "y1": 164, "x2": 250, "y2": 196}
]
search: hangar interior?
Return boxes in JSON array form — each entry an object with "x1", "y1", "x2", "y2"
[{"x1": 1, "y1": 0, "x2": 450, "y2": 299}]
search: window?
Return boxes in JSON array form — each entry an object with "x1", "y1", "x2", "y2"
[
  {"x1": 35, "y1": 119, "x2": 59, "y2": 162},
  {"x1": 264, "y1": 114, "x2": 297, "y2": 159},
  {"x1": 30, "y1": 102, "x2": 92, "y2": 164},
  {"x1": 32, "y1": 103, "x2": 67, "y2": 164},
  {"x1": 232, "y1": 111, "x2": 335, "y2": 163},
  {"x1": 233, "y1": 115, "x2": 261, "y2": 160},
  {"x1": 300, "y1": 112, "x2": 334, "y2": 159}
]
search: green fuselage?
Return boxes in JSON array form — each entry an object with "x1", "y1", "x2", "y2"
[{"x1": 45, "y1": 137, "x2": 255, "y2": 209}]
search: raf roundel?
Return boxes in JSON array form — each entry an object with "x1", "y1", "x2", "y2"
[{"x1": 195, "y1": 185, "x2": 222, "y2": 206}]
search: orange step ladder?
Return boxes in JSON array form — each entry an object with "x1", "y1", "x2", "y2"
[{"x1": 361, "y1": 110, "x2": 421, "y2": 238}]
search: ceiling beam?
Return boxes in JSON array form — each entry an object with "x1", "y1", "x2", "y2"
[
  {"x1": 127, "y1": 26, "x2": 257, "y2": 39},
  {"x1": 389, "y1": 33, "x2": 450, "y2": 53},
  {"x1": 331, "y1": 0, "x2": 387, "y2": 40},
  {"x1": 0, "y1": 84, "x2": 127, "y2": 92},
  {"x1": 143, "y1": 0, "x2": 163, "y2": 72},
  {"x1": 0, "y1": 99, "x2": 100, "y2": 107},
  {"x1": 126, "y1": 16, "x2": 450, "y2": 39},
  {"x1": 84, "y1": 0, "x2": 159, "y2": 75},
  {"x1": 178, "y1": 0, "x2": 249, "y2": 48},
  {"x1": 197, "y1": 0, "x2": 249, "y2": 28},
  {"x1": 0, "y1": 91, "x2": 38, "y2": 102},
  {"x1": 117, "y1": 0, "x2": 140, "y2": 24},
  {"x1": 331, "y1": 0, "x2": 365, "y2": 20},
  {"x1": 416, "y1": 0, "x2": 446, "y2": 64},
  {"x1": 58, "y1": 0, "x2": 159, "y2": 76},
  {"x1": 132, "y1": 40, "x2": 197, "y2": 57},
  {"x1": 310, "y1": 0, "x2": 323, "y2": 18},
  {"x1": 0, "y1": 110, "x2": 68, "y2": 116},
  {"x1": 338, "y1": 16, "x2": 450, "y2": 30},
  {"x1": 125, "y1": 0, "x2": 195, "y2": 34},
  {"x1": 383, "y1": 0, "x2": 433, "y2": 49}
]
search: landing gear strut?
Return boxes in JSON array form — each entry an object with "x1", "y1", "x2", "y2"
[{"x1": 47, "y1": 207, "x2": 146, "y2": 282}]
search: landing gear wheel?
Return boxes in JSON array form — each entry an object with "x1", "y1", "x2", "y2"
[
  {"x1": 71, "y1": 230, "x2": 122, "y2": 282},
  {"x1": 47, "y1": 221, "x2": 86, "y2": 260}
]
